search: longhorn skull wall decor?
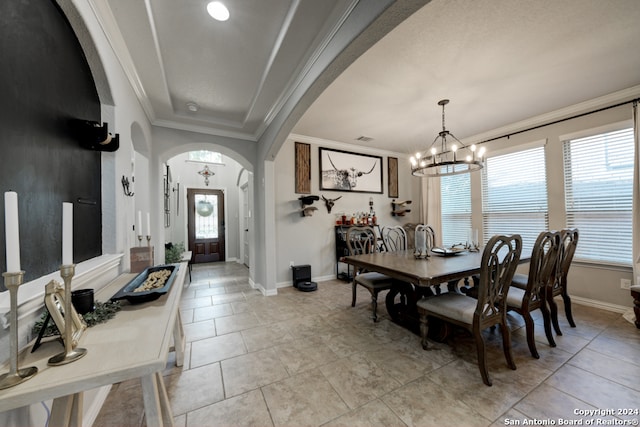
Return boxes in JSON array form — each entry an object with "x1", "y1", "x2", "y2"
[
  {"x1": 319, "y1": 148, "x2": 383, "y2": 194},
  {"x1": 321, "y1": 195, "x2": 342, "y2": 213}
]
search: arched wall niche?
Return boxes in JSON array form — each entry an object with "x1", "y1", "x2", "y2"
[{"x1": 55, "y1": 0, "x2": 113, "y2": 108}]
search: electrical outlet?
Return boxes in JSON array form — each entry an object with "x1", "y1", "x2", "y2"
[
  {"x1": 289, "y1": 261, "x2": 294, "y2": 268},
  {"x1": 620, "y1": 278, "x2": 632, "y2": 290}
]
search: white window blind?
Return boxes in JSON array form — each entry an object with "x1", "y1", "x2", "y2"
[
  {"x1": 563, "y1": 127, "x2": 634, "y2": 266},
  {"x1": 441, "y1": 171, "x2": 471, "y2": 247},
  {"x1": 482, "y1": 146, "x2": 548, "y2": 254}
]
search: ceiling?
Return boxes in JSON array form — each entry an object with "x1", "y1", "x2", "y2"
[{"x1": 95, "y1": 0, "x2": 640, "y2": 156}]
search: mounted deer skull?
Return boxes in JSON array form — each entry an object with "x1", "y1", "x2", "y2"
[{"x1": 321, "y1": 195, "x2": 342, "y2": 213}]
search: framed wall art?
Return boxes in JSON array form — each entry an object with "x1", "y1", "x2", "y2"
[
  {"x1": 294, "y1": 142, "x2": 311, "y2": 194},
  {"x1": 388, "y1": 156, "x2": 399, "y2": 198},
  {"x1": 319, "y1": 147, "x2": 383, "y2": 193}
]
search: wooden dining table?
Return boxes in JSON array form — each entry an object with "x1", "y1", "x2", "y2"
[{"x1": 343, "y1": 249, "x2": 529, "y2": 334}]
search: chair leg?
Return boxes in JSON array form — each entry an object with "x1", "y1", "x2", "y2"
[
  {"x1": 561, "y1": 287, "x2": 576, "y2": 327},
  {"x1": 419, "y1": 312, "x2": 429, "y2": 350},
  {"x1": 351, "y1": 281, "x2": 357, "y2": 307},
  {"x1": 500, "y1": 322, "x2": 517, "y2": 370},
  {"x1": 547, "y1": 289, "x2": 562, "y2": 336},
  {"x1": 522, "y1": 312, "x2": 540, "y2": 359},
  {"x1": 540, "y1": 298, "x2": 557, "y2": 348},
  {"x1": 371, "y1": 292, "x2": 379, "y2": 322},
  {"x1": 474, "y1": 329, "x2": 492, "y2": 386}
]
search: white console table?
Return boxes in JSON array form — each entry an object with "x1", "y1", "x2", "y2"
[{"x1": 0, "y1": 262, "x2": 187, "y2": 426}]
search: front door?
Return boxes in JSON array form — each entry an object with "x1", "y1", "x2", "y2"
[{"x1": 187, "y1": 188, "x2": 225, "y2": 263}]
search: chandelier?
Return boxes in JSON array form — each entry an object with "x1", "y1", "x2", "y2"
[{"x1": 410, "y1": 99, "x2": 485, "y2": 177}]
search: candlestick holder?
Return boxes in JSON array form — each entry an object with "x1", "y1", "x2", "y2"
[
  {"x1": 146, "y1": 235, "x2": 151, "y2": 246},
  {"x1": 48, "y1": 265, "x2": 87, "y2": 366},
  {"x1": 0, "y1": 271, "x2": 38, "y2": 389},
  {"x1": 138, "y1": 235, "x2": 142, "y2": 247}
]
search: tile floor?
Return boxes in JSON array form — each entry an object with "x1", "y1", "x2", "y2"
[{"x1": 94, "y1": 262, "x2": 640, "y2": 427}]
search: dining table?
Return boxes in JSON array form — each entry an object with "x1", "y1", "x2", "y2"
[{"x1": 342, "y1": 248, "x2": 530, "y2": 335}]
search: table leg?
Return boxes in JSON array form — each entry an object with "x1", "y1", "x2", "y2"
[
  {"x1": 172, "y1": 310, "x2": 185, "y2": 367},
  {"x1": 50, "y1": 392, "x2": 83, "y2": 427},
  {"x1": 141, "y1": 372, "x2": 174, "y2": 427},
  {"x1": 385, "y1": 280, "x2": 419, "y2": 333}
]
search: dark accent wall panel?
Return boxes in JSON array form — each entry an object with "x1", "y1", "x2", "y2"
[{"x1": 0, "y1": 0, "x2": 103, "y2": 285}]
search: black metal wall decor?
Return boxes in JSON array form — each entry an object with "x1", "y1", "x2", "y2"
[{"x1": 69, "y1": 120, "x2": 120, "y2": 152}]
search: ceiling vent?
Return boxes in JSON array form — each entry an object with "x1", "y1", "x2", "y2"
[{"x1": 356, "y1": 136, "x2": 374, "y2": 142}]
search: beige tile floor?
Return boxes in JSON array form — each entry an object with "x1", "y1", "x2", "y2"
[{"x1": 94, "y1": 262, "x2": 640, "y2": 427}]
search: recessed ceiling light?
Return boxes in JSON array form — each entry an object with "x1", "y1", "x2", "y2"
[
  {"x1": 207, "y1": 2, "x2": 229, "y2": 21},
  {"x1": 187, "y1": 102, "x2": 199, "y2": 112}
]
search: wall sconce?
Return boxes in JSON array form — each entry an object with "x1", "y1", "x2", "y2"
[
  {"x1": 121, "y1": 175, "x2": 134, "y2": 197},
  {"x1": 198, "y1": 165, "x2": 215, "y2": 186},
  {"x1": 69, "y1": 119, "x2": 120, "y2": 152}
]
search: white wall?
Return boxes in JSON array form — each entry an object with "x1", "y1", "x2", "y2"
[{"x1": 274, "y1": 135, "x2": 420, "y2": 286}]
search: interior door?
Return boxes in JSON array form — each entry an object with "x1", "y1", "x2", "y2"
[{"x1": 188, "y1": 188, "x2": 225, "y2": 263}]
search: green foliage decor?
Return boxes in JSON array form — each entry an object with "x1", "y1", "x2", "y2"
[
  {"x1": 165, "y1": 242, "x2": 186, "y2": 263},
  {"x1": 32, "y1": 300, "x2": 122, "y2": 337}
]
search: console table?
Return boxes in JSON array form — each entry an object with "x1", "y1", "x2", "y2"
[{"x1": 0, "y1": 262, "x2": 187, "y2": 426}]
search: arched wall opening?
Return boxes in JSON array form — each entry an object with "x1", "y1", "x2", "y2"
[{"x1": 156, "y1": 142, "x2": 255, "y2": 277}]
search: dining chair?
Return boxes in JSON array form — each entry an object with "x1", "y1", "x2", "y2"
[
  {"x1": 381, "y1": 225, "x2": 408, "y2": 252},
  {"x1": 402, "y1": 223, "x2": 417, "y2": 250},
  {"x1": 547, "y1": 228, "x2": 579, "y2": 334},
  {"x1": 414, "y1": 224, "x2": 436, "y2": 257},
  {"x1": 417, "y1": 234, "x2": 522, "y2": 386},
  {"x1": 346, "y1": 226, "x2": 394, "y2": 322},
  {"x1": 506, "y1": 230, "x2": 561, "y2": 359}
]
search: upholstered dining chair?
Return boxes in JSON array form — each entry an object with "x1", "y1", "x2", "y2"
[
  {"x1": 346, "y1": 226, "x2": 394, "y2": 322},
  {"x1": 417, "y1": 234, "x2": 522, "y2": 386},
  {"x1": 381, "y1": 225, "x2": 408, "y2": 252},
  {"x1": 548, "y1": 228, "x2": 579, "y2": 334},
  {"x1": 506, "y1": 230, "x2": 561, "y2": 359}
]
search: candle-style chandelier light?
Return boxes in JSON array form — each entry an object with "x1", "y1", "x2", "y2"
[{"x1": 410, "y1": 99, "x2": 486, "y2": 177}]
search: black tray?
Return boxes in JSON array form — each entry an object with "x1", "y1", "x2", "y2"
[{"x1": 111, "y1": 264, "x2": 180, "y2": 304}]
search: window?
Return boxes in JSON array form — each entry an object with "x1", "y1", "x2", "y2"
[
  {"x1": 441, "y1": 170, "x2": 471, "y2": 247},
  {"x1": 188, "y1": 150, "x2": 223, "y2": 163},
  {"x1": 563, "y1": 127, "x2": 634, "y2": 266},
  {"x1": 482, "y1": 145, "x2": 548, "y2": 254}
]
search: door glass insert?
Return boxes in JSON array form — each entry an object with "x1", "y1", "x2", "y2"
[{"x1": 195, "y1": 194, "x2": 218, "y2": 239}]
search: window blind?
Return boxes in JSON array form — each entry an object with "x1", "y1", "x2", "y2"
[
  {"x1": 441, "y1": 170, "x2": 471, "y2": 247},
  {"x1": 482, "y1": 146, "x2": 548, "y2": 254},
  {"x1": 563, "y1": 127, "x2": 634, "y2": 266}
]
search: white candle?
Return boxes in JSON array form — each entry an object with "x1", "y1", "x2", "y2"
[
  {"x1": 146, "y1": 212, "x2": 151, "y2": 236},
  {"x1": 62, "y1": 202, "x2": 73, "y2": 265},
  {"x1": 137, "y1": 211, "x2": 142, "y2": 235},
  {"x1": 4, "y1": 192, "x2": 21, "y2": 272}
]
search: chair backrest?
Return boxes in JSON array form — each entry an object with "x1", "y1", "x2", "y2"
[
  {"x1": 403, "y1": 223, "x2": 417, "y2": 249},
  {"x1": 414, "y1": 224, "x2": 436, "y2": 256},
  {"x1": 476, "y1": 234, "x2": 522, "y2": 324},
  {"x1": 346, "y1": 226, "x2": 379, "y2": 256},
  {"x1": 552, "y1": 228, "x2": 578, "y2": 291},
  {"x1": 525, "y1": 230, "x2": 562, "y2": 301},
  {"x1": 381, "y1": 226, "x2": 407, "y2": 252}
]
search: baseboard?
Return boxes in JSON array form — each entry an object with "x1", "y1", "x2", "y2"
[
  {"x1": 568, "y1": 295, "x2": 630, "y2": 314},
  {"x1": 275, "y1": 274, "x2": 340, "y2": 290}
]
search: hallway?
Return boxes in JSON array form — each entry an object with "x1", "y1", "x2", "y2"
[{"x1": 95, "y1": 262, "x2": 640, "y2": 426}]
